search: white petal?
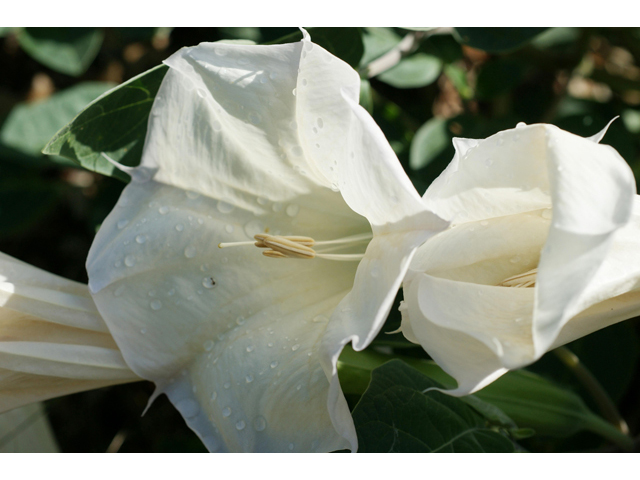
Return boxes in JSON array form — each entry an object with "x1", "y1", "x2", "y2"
[
  {"x1": 401, "y1": 273, "x2": 509, "y2": 395},
  {"x1": 88, "y1": 180, "x2": 366, "y2": 452},
  {"x1": 533, "y1": 126, "x2": 636, "y2": 355},
  {"x1": 423, "y1": 124, "x2": 553, "y2": 225}
]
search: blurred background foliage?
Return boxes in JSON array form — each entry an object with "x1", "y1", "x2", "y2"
[{"x1": 1, "y1": 27, "x2": 640, "y2": 452}]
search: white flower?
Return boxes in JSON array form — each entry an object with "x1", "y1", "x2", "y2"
[
  {"x1": 0, "y1": 252, "x2": 139, "y2": 412},
  {"x1": 400, "y1": 122, "x2": 640, "y2": 395},
  {"x1": 86, "y1": 31, "x2": 447, "y2": 452}
]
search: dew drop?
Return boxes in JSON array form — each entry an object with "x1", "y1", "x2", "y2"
[
  {"x1": 197, "y1": 218, "x2": 204, "y2": 225},
  {"x1": 516, "y1": 122, "x2": 526, "y2": 128},
  {"x1": 312, "y1": 315, "x2": 328, "y2": 323},
  {"x1": 114, "y1": 285, "x2": 126, "y2": 297},
  {"x1": 272, "y1": 202, "x2": 283, "y2": 213},
  {"x1": 196, "y1": 89, "x2": 206, "y2": 99},
  {"x1": 224, "y1": 382, "x2": 231, "y2": 389},
  {"x1": 175, "y1": 223, "x2": 184, "y2": 232},
  {"x1": 222, "y1": 406, "x2": 232, "y2": 417},
  {"x1": 288, "y1": 443, "x2": 294, "y2": 451},
  {"x1": 236, "y1": 420, "x2": 246, "y2": 430},
  {"x1": 135, "y1": 234, "x2": 146, "y2": 244},
  {"x1": 117, "y1": 219, "x2": 129, "y2": 229},
  {"x1": 317, "y1": 118, "x2": 324, "y2": 129},
  {"x1": 225, "y1": 224, "x2": 234, "y2": 233},
  {"x1": 245, "y1": 374, "x2": 254, "y2": 383},
  {"x1": 291, "y1": 344, "x2": 300, "y2": 351},
  {"x1": 140, "y1": 328, "x2": 146, "y2": 334},
  {"x1": 203, "y1": 340, "x2": 214, "y2": 352},
  {"x1": 269, "y1": 72, "x2": 277, "y2": 80},
  {"x1": 202, "y1": 277, "x2": 216, "y2": 289},
  {"x1": 257, "y1": 196, "x2": 268, "y2": 205},
  {"x1": 253, "y1": 416, "x2": 267, "y2": 432},
  {"x1": 286, "y1": 204, "x2": 299, "y2": 217},
  {"x1": 168, "y1": 288, "x2": 176, "y2": 296},
  {"x1": 246, "y1": 345, "x2": 255, "y2": 353},
  {"x1": 211, "y1": 391, "x2": 218, "y2": 401},
  {"x1": 186, "y1": 190, "x2": 200, "y2": 200},
  {"x1": 270, "y1": 361, "x2": 278, "y2": 369},
  {"x1": 541, "y1": 209, "x2": 552, "y2": 220},
  {"x1": 291, "y1": 146, "x2": 303, "y2": 157},
  {"x1": 301, "y1": 78, "x2": 308, "y2": 86},
  {"x1": 177, "y1": 399, "x2": 200, "y2": 418},
  {"x1": 212, "y1": 121, "x2": 222, "y2": 132},
  {"x1": 515, "y1": 317, "x2": 523, "y2": 323},
  {"x1": 124, "y1": 255, "x2": 136, "y2": 267},
  {"x1": 267, "y1": 342, "x2": 274, "y2": 348},
  {"x1": 150, "y1": 300, "x2": 162, "y2": 311},
  {"x1": 159, "y1": 206, "x2": 170, "y2": 215},
  {"x1": 292, "y1": 88, "x2": 297, "y2": 96},
  {"x1": 184, "y1": 246, "x2": 197, "y2": 258},
  {"x1": 484, "y1": 158, "x2": 493, "y2": 167},
  {"x1": 236, "y1": 316, "x2": 245, "y2": 326}
]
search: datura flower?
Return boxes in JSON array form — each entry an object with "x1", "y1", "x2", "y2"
[
  {"x1": 85, "y1": 30, "x2": 447, "y2": 452},
  {"x1": 400, "y1": 122, "x2": 640, "y2": 395},
  {"x1": 0, "y1": 252, "x2": 139, "y2": 412}
]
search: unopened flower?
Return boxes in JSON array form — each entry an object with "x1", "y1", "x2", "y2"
[
  {"x1": 86, "y1": 31, "x2": 447, "y2": 452},
  {"x1": 401, "y1": 122, "x2": 639, "y2": 395}
]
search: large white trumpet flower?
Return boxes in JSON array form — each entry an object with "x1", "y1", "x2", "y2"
[
  {"x1": 401, "y1": 122, "x2": 640, "y2": 395},
  {"x1": 86, "y1": 31, "x2": 447, "y2": 452}
]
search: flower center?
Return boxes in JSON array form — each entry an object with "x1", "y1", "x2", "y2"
[
  {"x1": 497, "y1": 268, "x2": 537, "y2": 288},
  {"x1": 218, "y1": 232, "x2": 371, "y2": 261}
]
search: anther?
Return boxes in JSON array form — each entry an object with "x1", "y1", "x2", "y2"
[{"x1": 262, "y1": 235, "x2": 316, "y2": 259}]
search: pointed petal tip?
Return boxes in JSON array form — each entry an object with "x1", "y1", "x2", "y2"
[{"x1": 588, "y1": 116, "x2": 619, "y2": 143}]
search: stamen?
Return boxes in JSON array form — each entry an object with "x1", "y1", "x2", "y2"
[
  {"x1": 498, "y1": 268, "x2": 537, "y2": 288},
  {"x1": 219, "y1": 232, "x2": 370, "y2": 261}
]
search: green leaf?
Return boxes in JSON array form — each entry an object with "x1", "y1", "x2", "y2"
[
  {"x1": 1, "y1": 82, "x2": 115, "y2": 158},
  {"x1": 267, "y1": 28, "x2": 364, "y2": 68},
  {"x1": 444, "y1": 64, "x2": 473, "y2": 99},
  {"x1": 360, "y1": 27, "x2": 402, "y2": 67},
  {"x1": 17, "y1": 28, "x2": 104, "y2": 76},
  {"x1": 453, "y1": 27, "x2": 548, "y2": 53},
  {"x1": 43, "y1": 64, "x2": 169, "y2": 182},
  {"x1": 352, "y1": 360, "x2": 515, "y2": 452},
  {"x1": 409, "y1": 117, "x2": 450, "y2": 170},
  {"x1": 377, "y1": 53, "x2": 442, "y2": 89}
]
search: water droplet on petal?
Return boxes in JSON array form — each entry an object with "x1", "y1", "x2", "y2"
[
  {"x1": 253, "y1": 416, "x2": 267, "y2": 432},
  {"x1": 317, "y1": 118, "x2": 324, "y2": 129},
  {"x1": 222, "y1": 406, "x2": 232, "y2": 417},
  {"x1": 236, "y1": 316, "x2": 245, "y2": 326},
  {"x1": 184, "y1": 246, "x2": 197, "y2": 258},
  {"x1": 236, "y1": 420, "x2": 246, "y2": 430},
  {"x1": 212, "y1": 121, "x2": 222, "y2": 132},
  {"x1": 291, "y1": 344, "x2": 300, "y2": 351},
  {"x1": 117, "y1": 219, "x2": 129, "y2": 229},
  {"x1": 224, "y1": 382, "x2": 230, "y2": 389},
  {"x1": 292, "y1": 88, "x2": 297, "y2": 96},
  {"x1": 211, "y1": 391, "x2": 217, "y2": 401},
  {"x1": 291, "y1": 146, "x2": 303, "y2": 157},
  {"x1": 288, "y1": 443, "x2": 294, "y2": 450},
  {"x1": 150, "y1": 300, "x2": 162, "y2": 310},
  {"x1": 159, "y1": 206, "x2": 170, "y2": 215},
  {"x1": 246, "y1": 345, "x2": 255, "y2": 353},
  {"x1": 257, "y1": 196, "x2": 268, "y2": 205},
  {"x1": 312, "y1": 315, "x2": 328, "y2": 323},
  {"x1": 225, "y1": 224, "x2": 234, "y2": 233},
  {"x1": 541, "y1": 208, "x2": 552, "y2": 219},
  {"x1": 272, "y1": 202, "x2": 283, "y2": 213},
  {"x1": 270, "y1": 361, "x2": 278, "y2": 369},
  {"x1": 196, "y1": 89, "x2": 206, "y2": 99},
  {"x1": 177, "y1": 399, "x2": 200, "y2": 418},
  {"x1": 245, "y1": 374, "x2": 254, "y2": 383},
  {"x1": 135, "y1": 234, "x2": 146, "y2": 244},
  {"x1": 202, "y1": 277, "x2": 216, "y2": 289},
  {"x1": 140, "y1": 328, "x2": 146, "y2": 334},
  {"x1": 286, "y1": 204, "x2": 299, "y2": 217},
  {"x1": 203, "y1": 340, "x2": 214, "y2": 351},
  {"x1": 124, "y1": 255, "x2": 136, "y2": 267},
  {"x1": 186, "y1": 190, "x2": 200, "y2": 200},
  {"x1": 244, "y1": 220, "x2": 265, "y2": 238},
  {"x1": 175, "y1": 223, "x2": 184, "y2": 232},
  {"x1": 516, "y1": 122, "x2": 526, "y2": 128}
]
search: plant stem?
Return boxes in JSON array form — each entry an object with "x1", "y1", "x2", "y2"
[{"x1": 554, "y1": 346, "x2": 631, "y2": 438}]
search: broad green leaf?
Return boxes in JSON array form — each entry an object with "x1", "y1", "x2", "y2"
[
  {"x1": 0, "y1": 27, "x2": 17, "y2": 38},
  {"x1": 409, "y1": 117, "x2": 450, "y2": 170},
  {"x1": 453, "y1": 27, "x2": 548, "y2": 53},
  {"x1": 17, "y1": 28, "x2": 104, "y2": 76},
  {"x1": 43, "y1": 65, "x2": 169, "y2": 182},
  {"x1": 377, "y1": 53, "x2": 442, "y2": 89},
  {"x1": 531, "y1": 27, "x2": 581, "y2": 50},
  {"x1": 1, "y1": 82, "x2": 114, "y2": 157},
  {"x1": 351, "y1": 360, "x2": 515, "y2": 452},
  {"x1": 267, "y1": 28, "x2": 364, "y2": 68},
  {"x1": 360, "y1": 27, "x2": 402, "y2": 67},
  {"x1": 339, "y1": 346, "x2": 632, "y2": 449}
]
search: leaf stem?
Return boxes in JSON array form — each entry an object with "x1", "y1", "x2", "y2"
[{"x1": 553, "y1": 346, "x2": 631, "y2": 443}]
